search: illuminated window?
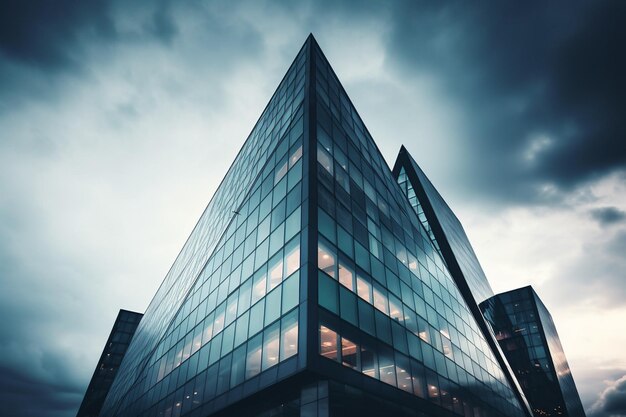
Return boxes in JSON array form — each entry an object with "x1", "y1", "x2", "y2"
[
  {"x1": 356, "y1": 275, "x2": 372, "y2": 303},
  {"x1": 284, "y1": 241, "x2": 300, "y2": 277},
  {"x1": 373, "y1": 286, "x2": 389, "y2": 314},
  {"x1": 388, "y1": 295, "x2": 403, "y2": 323},
  {"x1": 252, "y1": 270, "x2": 267, "y2": 304},
  {"x1": 269, "y1": 255, "x2": 283, "y2": 291},
  {"x1": 341, "y1": 337, "x2": 358, "y2": 369},
  {"x1": 280, "y1": 311, "x2": 298, "y2": 360},
  {"x1": 320, "y1": 325, "x2": 338, "y2": 361},
  {"x1": 338, "y1": 263, "x2": 354, "y2": 291},
  {"x1": 318, "y1": 243, "x2": 336, "y2": 278},
  {"x1": 262, "y1": 324, "x2": 280, "y2": 370}
]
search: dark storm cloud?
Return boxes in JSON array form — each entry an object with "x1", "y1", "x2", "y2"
[
  {"x1": 0, "y1": 0, "x2": 116, "y2": 70},
  {"x1": 382, "y1": 1, "x2": 626, "y2": 202},
  {"x1": 0, "y1": 0, "x2": 179, "y2": 107},
  {"x1": 590, "y1": 375, "x2": 626, "y2": 417},
  {"x1": 0, "y1": 366, "x2": 82, "y2": 417},
  {"x1": 590, "y1": 207, "x2": 626, "y2": 226}
]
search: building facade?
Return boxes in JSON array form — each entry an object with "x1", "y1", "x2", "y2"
[
  {"x1": 90, "y1": 35, "x2": 583, "y2": 417},
  {"x1": 480, "y1": 287, "x2": 586, "y2": 417},
  {"x1": 77, "y1": 309, "x2": 143, "y2": 417}
]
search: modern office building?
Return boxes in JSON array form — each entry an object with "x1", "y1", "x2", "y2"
[
  {"x1": 77, "y1": 309, "x2": 143, "y2": 417},
  {"x1": 480, "y1": 287, "x2": 586, "y2": 417},
  {"x1": 90, "y1": 35, "x2": 571, "y2": 417}
]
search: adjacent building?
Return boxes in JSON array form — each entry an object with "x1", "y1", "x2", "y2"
[
  {"x1": 83, "y1": 35, "x2": 584, "y2": 417},
  {"x1": 480, "y1": 287, "x2": 586, "y2": 417},
  {"x1": 76, "y1": 309, "x2": 143, "y2": 417}
]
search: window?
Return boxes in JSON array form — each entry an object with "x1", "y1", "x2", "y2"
[
  {"x1": 388, "y1": 295, "x2": 403, "y2": 323},
  {"x1": 268, "y1": 254, "x2": 283, "y2": 291},
  {"x1": 338, "y1": 263, "x2": 354, "y2": 291},
  {"x1": 320, "y1": 325, "x2": 338, "y2": 361},
  {"x1": 341, "y1": 337, "x2": 358, "y2": 369},
  {"x1": 275, "y1": 159, "x2": 288, "y2": 184},
  {"x1": 356, "y1": 275, "x2": 372, "y2": 303},
  {"x1": 245, "y1": 335, "x2": 262, "y2": 379},
  {"x1": 280, "y1": 310, "x2": 298, "y2": 360},
  {"x1": 361, "y1": 345, "x2": 377, "y2": 378},
  {"x1": 318, "y1": 243, "x2": 336, "y2": 278},
  {"x1": 317, "y1": 145, "x2": 333, "y2": 175},
  {"x1": 252, "y1": 270, "x2": 267, "y2": 304},
  {"x1": 379, "y1": 351, "x2": 396, "y2": 386},
  {"x1": 289, "y1": 145, "x2": 303, "y2": 167},
  {"x1": 373, "y1": 286, "x2": 389, "y2": 314},
  {"x1": 262, "y1": 323, "x2": 280, "y2": 370},
  {"x1": 284, "y1": 240, "x2": 300, "y2": 277}
]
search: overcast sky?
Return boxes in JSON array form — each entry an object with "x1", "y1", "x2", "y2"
[{"x1": 1, "y1": 1, "x2": 625, "y2": 416}]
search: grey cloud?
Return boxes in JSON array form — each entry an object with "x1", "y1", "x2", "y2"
[
  {"x1": 590, "y1": 207, "x2": 626, "y2": 227},
  {"x1": 590, "y1": 375, "x2": 626, "y2": 417},
  {"x1": 381, "y1": 1, "x2": 626, "y2": 203},
  {"x1": 0, "y1": 0, "x2": 116, "y2": 70},
  {"x1": 543, "y1": 229, "x2": 626, "y2": 308},
  {"x1": 0, "y1": 366, "x2": 82, "y2": 417}
]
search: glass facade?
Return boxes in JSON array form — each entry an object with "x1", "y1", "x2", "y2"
[
  {"x1": 481, "y1": 287, "x2": 586, "y2": 417},
  {"x1": 310, "y1": 37, "x2": 528, "y2": 417},
  {"x1": 100, "y1": 39, "x2": 309, "y2": 417},
  {"x1": 92, "y1": 35, "x2": 547, "y2": 417},
  {"x1": 77, "y1": 309, "x2": 143, "y2": 417}
]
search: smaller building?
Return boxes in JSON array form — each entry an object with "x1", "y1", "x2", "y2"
[
  {"x1": 480, "y1": 286, "x2": 586, "y2": 417},
  {"x1": 76, "y1": 309, "x2": 143, "y2": 417}
]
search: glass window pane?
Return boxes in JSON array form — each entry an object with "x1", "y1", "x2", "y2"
[
  {"x1": 361, "y1": 345, "x2": 377, "y2": 378},
  {"x1": 341, "y1": 337, "x2": 358, "y2": 369},
  {"x1": 245, "y1": 334, "x2": 262, "y2": 379},
  {"x1": 356, "y1": 275, "x2": 372, "y2": 303},
  {"x1": 248, "y1": 300, "x2": 265, "y2": 337},
  {"x1": 280, "y1": 309, "x2": 298, "y2": 360},
  {"x1": 320, "y1": 325, "x2": 338, "y2": 361},
  {"x1": 289, "y1": 144, "x2": 303, "y2": 167},
  {"x1": 318, "y1": 272, "x2": 338, "y2": 314},
  {"x1": 379, "y1": 351, "x2": 396, "y2": 386},
  {"x1": 262, "y1": 323, "x2": 280, "y2": 370},
  {"x1": 282, "y1": 271, "x2": 299, "y2": 313},
  {"x1": 275, "y1": 160, "x2": 288, "y2": 184},
  {"x1": 373, "y1": 286, "x2": 389, "y2": 314},
  {"x1": 230, "y1": 345, "x2": 246, "y2": 388},
  {"x1": 388, "y1": 295, "x2": 403, "y2": 323},
  {"x1": 268, "y1": 253, "x2": 283, "y2": 291},
  {"x1": 395, "y1": 354, "x2": 413, "y2": 393},
  {"x1": 252, "y1": 269, "x2": 267, "y2": 304},
  {"x1": 264, "y1": 286, "x2": 282, "y2": 326},
  {"x1": 318, "y1": 242, "x2": 336, "y2": 278},
  {"x1": 317, "y1": 144, "x2": 333, "y2": 175},
  {"x1": 284, "y1": 239, "x2": 300, "y2": 277},
  {"x1": 338, "y1": 263, "x2": 354, "y2": 291}
]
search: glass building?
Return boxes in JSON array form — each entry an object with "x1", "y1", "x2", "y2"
[
  {"x1": 77, "y1": 309, "x2": 143, "y2": 417},
  {"x1": 93, "y1": 35, "x2": 548, "y2": 417},
  {"x1": 480, "y1": 287, "x2": 586, "y2": 417}
]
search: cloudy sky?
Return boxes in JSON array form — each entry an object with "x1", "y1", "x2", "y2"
[{"x1": 1, "y1": 1, "x2": 624, "y2": 416}]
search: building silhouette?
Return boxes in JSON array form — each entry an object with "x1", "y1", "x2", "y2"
[
  {"x1": 77, "y1": 309, "x2": 142, "y2": 417},
  {"x1": 84, "y1": 35, "x2": 584, "y2": 417}
]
